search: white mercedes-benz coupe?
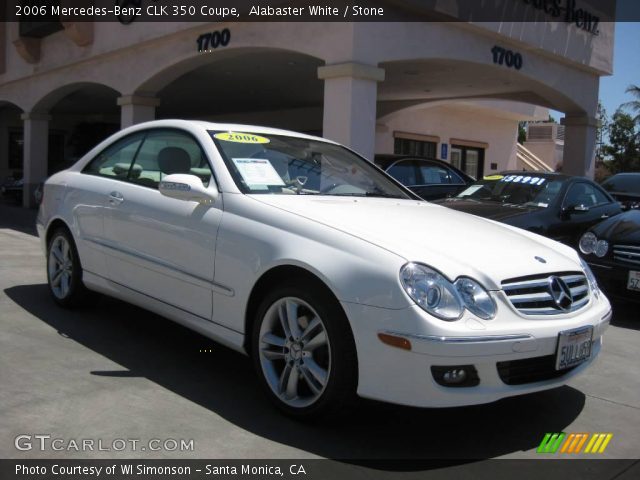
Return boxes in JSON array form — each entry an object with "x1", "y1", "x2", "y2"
[{"x1": 37, "y1": 120, "x2": 611, "y2": 418}]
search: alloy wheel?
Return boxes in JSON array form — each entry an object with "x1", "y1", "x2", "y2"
[
  {"x1": 48, "y1": 235, "x2": 73, "y2": 299},
  {"x1": 258, "y1": 297, "x2": 331, "y2": 408}
]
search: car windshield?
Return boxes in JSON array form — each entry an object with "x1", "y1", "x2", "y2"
[
  {"x1": 456, "y1": 174, "x2": 563, "y2": 208},
  {"x1": 210, "y1": 131, "x2": 410, "y2": 198},
  {"x1": 601, "y1": 174, "x2": 640, "y2": 194}
]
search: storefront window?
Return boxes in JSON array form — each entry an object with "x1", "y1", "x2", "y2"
[{"x1": 394, "y1": 137, "x2": 437, "y2": 158}]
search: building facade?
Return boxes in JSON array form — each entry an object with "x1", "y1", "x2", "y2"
[{"x1": 0, "y1": 3, "x2": 614, "y2": 206}]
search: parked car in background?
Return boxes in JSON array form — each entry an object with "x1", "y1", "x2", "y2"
[
  {"x1": 1, "y1": 176, "x2": 23, "y2": 203},
  {"x1": 600, "y1": 172, "x2": 640, "y2": 210},
  {"x1": 374, "y1": 155, "x2": 473, "y2": 201},
  {"x1": 579, "y1": 209, "x2": 640, "y2": 303},
  {"x1": 3, "y1": 160, "x2": 76, "y2": 206},
  {"x1": 37, "y1": 120, "x2": 610, "y2": 419},
  {"x1": 434, "y1": 172, "x2": 622, "y2": 248}
]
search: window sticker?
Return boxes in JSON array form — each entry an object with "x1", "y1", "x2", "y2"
[
  {"x1": 214, "y1": 132, "x2": 270, "y2": 144},
  {"x1": 500, "y1": 175, "x2": 546, "y2": 185},
  {"x1": 232, "y1": 158, "x2": 285, "y2": 187},
  {"x1": 458, "y1": 185, "x2": 484, "y2": 196}
]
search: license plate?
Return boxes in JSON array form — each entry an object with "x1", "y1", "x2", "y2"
[
  {"x1": 555, "y1": 326, "x2": 593, "y2": 371},
  {"x1": 627, "y1": 270, "x2": 640, "y2": 292}
]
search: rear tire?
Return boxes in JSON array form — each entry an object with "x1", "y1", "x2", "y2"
[
  {"x1": 251, "y1": 280, "x2": 358, "y2": 420},
  {"x1": 46, "y1": 227, "x2": 89, "y2": 308}
]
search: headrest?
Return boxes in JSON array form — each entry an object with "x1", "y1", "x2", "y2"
[{"x1": 158, "y1": 147, "x2": 191, "y2": 175}]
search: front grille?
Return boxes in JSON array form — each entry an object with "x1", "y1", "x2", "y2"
[
  {"x1": 502, "y1": 272, "x2": 589, "y2": 316},
  {"x1": 497, "y1": 355, "x2": 577, "y2": 385},
  {"x1": 613, "y1": 244, "x2": 640, "y2": 266}
]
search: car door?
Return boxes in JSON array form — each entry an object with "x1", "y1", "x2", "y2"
[
  {"x1": 551, "y1": 181, "x2": 621, "y2": 246},
  {"x1": 102, "y1": 128, "x2": 222, "y2": 321},
  {"x1": 72, "y1": 132, "x2": 146, "y2": 277}
]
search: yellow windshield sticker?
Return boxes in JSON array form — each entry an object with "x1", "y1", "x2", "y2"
[
  {"x1": 483, "y1": 175, "x2": 504, "y2": 180},
  {"x1": 214, "y1": 132, "x2": 270, "y2": 144}
]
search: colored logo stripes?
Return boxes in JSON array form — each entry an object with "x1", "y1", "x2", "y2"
[{"x1": 537, "y1": 433, "x2": 613, "y2": 454}]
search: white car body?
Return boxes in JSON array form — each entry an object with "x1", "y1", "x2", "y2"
[{"x1": 37, "y1": 120, "x2": 611, "y2": 409}]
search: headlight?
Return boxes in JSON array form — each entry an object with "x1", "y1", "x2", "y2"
[
  {"x1": 454, "y1": 277, "x2": 497, "y2": 320},
  {"x1": 579, "y1": 232, "x2": 597, "y2": 255},
  {"x1": 580, "y1": 258, "x2": 600, "y2": 298},
  {"x1": 400, "y1": 263, "x2": 463, "y2": 321},
  {"x1": 595, "y1": 240, "x2": 609, "y2": 258}
]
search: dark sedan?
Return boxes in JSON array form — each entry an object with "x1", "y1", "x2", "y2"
[
  {"x1": 434, "y1": 171, "x2": 622, "y2": 248},
  {"x1": 374, "y1": 155, "x2": 473, "y2": 201},
  {"x1": 601, "y1": 172, "x2": 640, "y2": 210},
  {"x1": 579, "y1": 209, "x2": 640, "y2": 302}
]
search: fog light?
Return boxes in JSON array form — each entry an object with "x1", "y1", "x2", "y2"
[
  {"x1": 444, "y1": 369, "x2": 466, "y2": 384},
  {"x1": 431, "y1": 365, "x2": 480, "y2": 387}
]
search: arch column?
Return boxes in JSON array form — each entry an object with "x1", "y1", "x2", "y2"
[
  {"x1": 117, "y1": 95, "x2": 160, "y2": 128},
  {"x1": 318, "y1": 62, "x2": 385, "y2": 161},
  {"x1": 562, "y1": 115, "x2": 598, "y2": 178},
  {"x1": 21, "y1": 112, "x2": 50, "y2": 207}
]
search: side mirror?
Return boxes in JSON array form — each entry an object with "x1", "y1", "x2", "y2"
[
  {"x1": 563, "y1": 204, "x2": 590, "y2": 215},
  {"x1": 159, "y1": 174, "x2": 218, "y2": 204}
]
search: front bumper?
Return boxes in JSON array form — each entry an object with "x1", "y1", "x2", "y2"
[
  {"x1": 585, "y1": 257, "x2": 640, "y2": 303},
  {"x1": 342, "y1": 291, "x2": 611, "y2": 408}
]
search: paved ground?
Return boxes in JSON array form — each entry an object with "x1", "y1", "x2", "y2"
[{"x1": 1, "y1": 203, "x2": 639, "y2": 463}]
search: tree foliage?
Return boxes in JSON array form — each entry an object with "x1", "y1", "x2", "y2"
[
  {"x1": 602, "y1": 110, "x2": 640, "y2": 173},
  {"x1": 622, "y1": 84, "x2": 640, "y2": 123}
]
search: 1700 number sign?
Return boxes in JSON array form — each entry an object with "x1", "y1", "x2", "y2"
[
  {"x1": 491, "y1": 46, "x2": 523, "y2": 70},
  {"x1": 197, "y1": 29, "x2": 231, "y2": 52}
]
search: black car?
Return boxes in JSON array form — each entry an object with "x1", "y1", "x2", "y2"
[
  {"x1": 374, "y1": 155, "x2": 473, "y2": 201},
  {"x1": 579, "y1": 209, "x2": 640, "y2": 302},
  {"x1": 0, "y1": 177, "x2": 23, "y2": 203},
  {"x1": 434, "y1": 171, "x2": 622, "y2": 248},
  {"x1": 600, "y1": 172, "x2": 640, "y2": 210}
]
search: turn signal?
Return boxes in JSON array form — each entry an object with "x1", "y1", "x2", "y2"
[{"x1": 377, "y1": 333, "x2": 412, "y2": 351}]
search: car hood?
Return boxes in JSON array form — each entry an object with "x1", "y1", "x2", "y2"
[
  {"x1": 433, "y1": 198, "x2": 538, "y2": 222},
  {"x1": 592, "y1": 210, "x2": 640, "y2": 244},
  {"x1": 250, "y1": 195, "x2": 581, "y2": 290}
]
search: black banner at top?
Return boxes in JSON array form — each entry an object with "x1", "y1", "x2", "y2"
[{"x1": 5, "y1": 0, "x2": 639, "y2": 23}]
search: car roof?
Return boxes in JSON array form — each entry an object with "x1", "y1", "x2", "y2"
[
  {"x1": 374, "y1": 154, "x2": 464, "y2": 170},
  {"x1": 605, "y1": 172, "x2": 640, "y2": 177},
  {"x1": 123, "y1": 119, "x2": 338, "y2": 145},
  {"x1": 374, "y1": 154, "x2": 442, "y2": 164}
]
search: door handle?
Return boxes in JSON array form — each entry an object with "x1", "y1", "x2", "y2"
[
  {"x1": 600, "y1": 214, "x2": 609, "y2": 219},
  {"x1": 108, "y1": 191, "x2": 124, "y2": 204}
]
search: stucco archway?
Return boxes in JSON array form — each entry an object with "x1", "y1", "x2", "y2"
[
  {"x1": 376, "y1": 58, "x2": 587, "y2": 119},
  {"x1": 133, "y1": 47, "x2": 326, "y2": 133}
]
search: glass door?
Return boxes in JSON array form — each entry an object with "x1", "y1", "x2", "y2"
[
  {"x1": 451, "y1": 145, "x2": 484, "y2": 180},
  {"x1": 450, "y1": 147, "x2": 463, "y2": 171},
  {"x1": 465, "y1": 149, "x2": 480, "y2": 179}
]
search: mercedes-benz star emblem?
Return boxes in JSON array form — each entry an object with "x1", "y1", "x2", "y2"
[{"x1": 548, "y1": 276, "x2": 573, "y2": 311}]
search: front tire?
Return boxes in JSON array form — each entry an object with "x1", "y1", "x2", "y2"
[
  {"x1": 46, "y1": 227, "x2": 88, "y2": 308},
  {"x1": 251, "y1": 281, "x2": 357, "y2": 420}
]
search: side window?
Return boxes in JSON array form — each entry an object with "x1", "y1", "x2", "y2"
[
  {"x1": 564, "y1": 183, "x2": 607, "y2": 209},
  {"x1": 591, "y1": 185, "x2": 611, "y2": 205},
  {"x1": 418, "y1": 164, "x2": 464, "y2": 185},
  {"x1": 129, "y1": 130, "x2": 213, "y2": 189},
  {"x1": 83, "y1": 134, "x2": 144, "y2": 179},
  {"x1": 387, "y1": 161, "x2": 418, "y2": 185}
]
